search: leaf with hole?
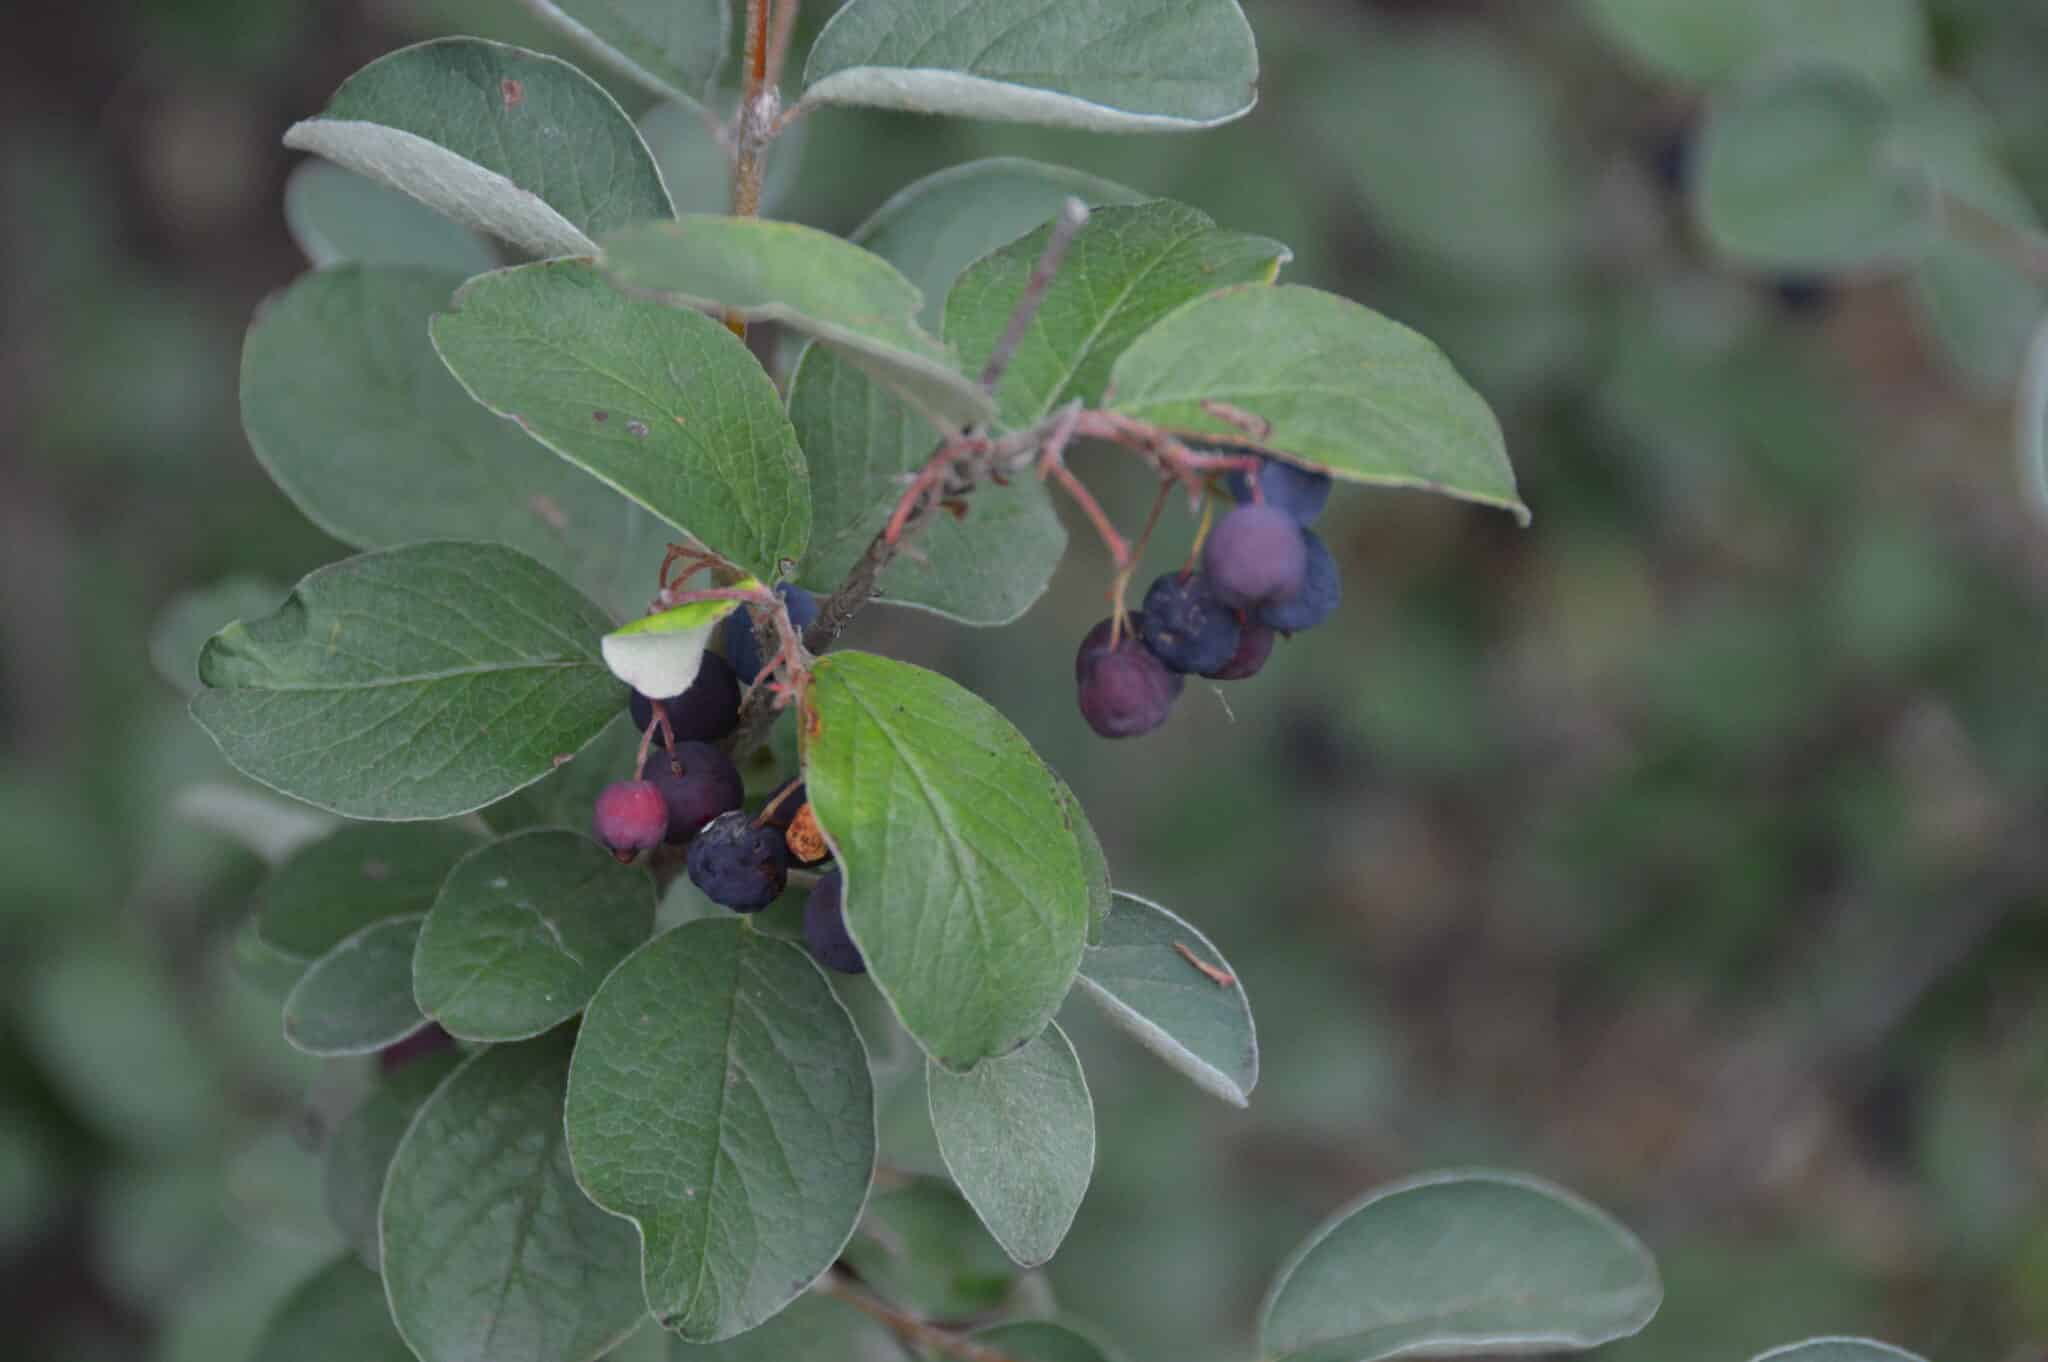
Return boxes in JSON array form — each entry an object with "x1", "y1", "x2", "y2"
[
  {"x1": 564, "y1": 919, "x2": 875, "y2": 1341},
  {"x1": 250, "y1": 1257, "x2": 414, "y2": 1362},
  {"x1": 283, "y1": 916, "x2": 429, "y2": 1055},
  {"x1": 1259, "y1": 1171, "x2": 1663, "y2": 1362},
  {"x1": 381, "y1": 1030, "x2": 646, "y2": 1362},
  {"x1": 322, "y1": 1050, "x2": 461, "y2": 1269},
  {"x1": 257, "y1": 820, "x2": 481, "y2": 960},
  {"x1": 526, "y1": 0, "x2": 731, "y2": 108},
  {"x1": 799, "y1": 651, "x2": 1089, "y2": 1070},
  {"x1": 284, "y1": 38, "x2": 672, "y2": 259},
  {"x1": 193, "y1": 542, "x2": 623, "y2": 820},
  {"x1": 283, "y1": 161, "x2": 498, "y2": 274},
  {"x1": 432, "y1": 259, "x2": 809, "y2": 583},
  {"x1": 803, "y1": 0, "x2": 1259, "y2": 132}
]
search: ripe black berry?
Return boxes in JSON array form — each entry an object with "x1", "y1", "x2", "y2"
[
  {"x1": 593, "y1": 780, "x2": 667, "y2": 858},
  {"x1": 1259, "y1": 528, "x2": 1340, "y2": 634},
  {"x1": 644, "y1": 741, "x2": 744, "y2": 843},
  {"x1": 627, "y1": 652, "x2": 741, "y2": 742},
  {"x1": 1202, "y1": 504, "x2": 1308, "y2": 609},
  {"x1": 1076, "y1": 616, "x2": 1182, "y2": 739},
  {"x1": 686, "y1": 810, "x2": 789, "y2": 911},
  {"x1": 725, "y1": 584, "x2": 820, "y2": 684},
  {"x1": 803, "y1": 870, "x2": 864, "y2": 974},
  {"x1": 1227, "y1": 456, "x2": 1331, "y2": 526},
  {"x1": 1139, "y1": 572, "x2": 1241, "y2": 675},
  {"x1": 1202, "y1": 620, "x2": 1276, "y2": 680}
]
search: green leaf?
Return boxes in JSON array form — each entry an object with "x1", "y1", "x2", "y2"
[
  {"x1": 1075, "y1": 891, "x2": 1256, "y2": 1108},
  {"x1": 283, "y1": 38, "x2": 672, "y2": 259},
  {"x1": 664, "y1": 1292, "x2": 907, "y2": 1361},
  {"x1": 945, "y1": 200, "x2": 1289, "y2": 429},
  {"x1": 1695, "y1": 69, "x2": 1930, "y2": 272},
  {"x1": 639, "y1": 99, "x2": 805, "y2": 217},
  {"x1": 283, "y1": 915, "x2": 430, "y2": 1055},
  {"x1": 1586, "y1": 0, "x2": 1930, "y2": 87},
  {"x1": 787, "y1": 346, "x2": 1065, "y2": 626},
  {"x1": 802, "y1": 0, "x2": 1259, "y2": 132},
  {"x1": 1106, "y1": 284, "x2": 1524, "y2": 522},
  {"x1": 323, "y1": 1050, "x2": 463, "y2": 1269},
  {"x1": 1259, "y1": 1171, "x2": 1663, "y2": 1362},
  {"x1": 840, "y1": 1179, "x2": 1019, "y2": 1318},
  {"x1": 193, "y1": 542, "x2": 623, "y2": 820},
  {"x1": 853, "y1": 158, "x2": 1146, "y2": 330},
  {"x1": 601, "y1": 215, "x2": 993, "y2": 430},
  {"x1": 1748, "y1": 1342, "x2": 1929, "y2": 1362},
  {"x1": 251, "y1": 1258, "x2": 414, "y2": 1362},
  {"x1": 927, "y1": 1023, "x2": 1094, "y2": 1268},
  {"x1": 432, "y1": 259, "x2": 809, "y2": 582},
  {"x1": 564, "y1": 920, "x2": 875, "y2": 1341},
  {"x1": 414, "y1": 829, "x2": 656, "y2": 1041},
  {"x1": 283, "y1": 161, "x2": 499, "y2": 274},
  {"x1": 151, "y1": 576, "x2": 282, "y2": 697},
  {"x1": 241, "y1": 265, "x2": 650, "y2": 609},
  {"x1": 1050, "y1": 770, "x2": 1111, "y2": 947},
  {"x1": 257, "y1": 821, "x2": 481, "y2": 958},
  {"x1": 971, "y1": 1320, "x2": 1129, "y2": 1362},
  {"x1": 526, "y1": 0, "x2": 730, "y2": 108},
  {"x1": 383, "y1": 1031, "x2": 647, "y2": 1362},
  {"x1": 798, "y1": 652, "x2": 1089, "y2": 1070}
]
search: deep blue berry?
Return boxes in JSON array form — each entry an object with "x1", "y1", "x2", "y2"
[
  {"x1": 593, "y1": 780, "x2": 667, "y2": 858},
  {"x1": 686, "y1": 810, "x2": 789, "y2": 911},
  {"x1": 1139, "y1": 572, "x2": 1241, "y2": 675},
  {"x1": 644, "y1": 741, "x2": 745, "y2": 843},
  {"x1": 1202, "y1": 620, "x2": 1276, "y2": 680},
  {"x1": 1227, "y1": 456, "x2": 1331, "y2": 526},
  {"x1": 1203, "y1": 505, "x2": 1308, "y2": 609},
  {"x1": 628, "y1": 652, "x2": 742, "y2": 742},
  {"x1": 1076, "y1": 617, "x2": 1183, "y2": 738},
  {"x1": 725, "y1": 584, "x2": 819, "y2": 684},
  {"x1": 803, "y1": 870, "x2": 864, "y2": 974},
  {"x1": 1259, "y1": 529, "x2": 1340, "y2": 634}
]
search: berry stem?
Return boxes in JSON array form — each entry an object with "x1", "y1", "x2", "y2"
[
  {"x1": 814, "y1": 1274, "x2": 1025, "y2": 1362},
  {"x1": 1184, "y1": 492, "x2": 1218, "y2": 575}
]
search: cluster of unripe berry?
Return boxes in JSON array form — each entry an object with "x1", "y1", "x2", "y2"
[
  {"x1": 1077, "y1": 457, "x2": 1340, "y2": 737},
  {"x1": 589, "y1": 585, "x2": 862, "y2": 974}
]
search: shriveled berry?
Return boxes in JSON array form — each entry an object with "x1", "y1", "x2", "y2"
[
  {"x1": 628, "y1": 652, "x2": 741, "y2": 742},
  {"x1": 1227, "y1": 456, "x2": 1331, "y2": 525},
  {"x1": 593, "y1": 780, "x2": 667, "y2": 858},
  {"x1": 644, "y1": 741, "x2": 744, "y2": 843},
  {"x1": 1259, "y1": 529, "x2": 1340, "y2": 634},
  {"x1": 803, "y1": 870, "x2": 864, "y2": 974},
  {"x1": 785, "y1": 803, "x2": 830, "y2": 866},
  {"x1": 1076, "y1": 621, "x2": 1182, "y2": 739},
  {"x1": 725, "y1": 584, "x2": 819, "y2": 684},
  {"x1": 1139, "y1": 572, "x2": 1241, "y2": 675},
  {"x1": 1202, "y1": 620, "x2": 1277, "y2": 680},
  {"x1": 686, "y1": 810, "x2": 789, "y2": 911},
  {"x1": 1202, "y1": 505, "x2": 1308, "y2": 609}
]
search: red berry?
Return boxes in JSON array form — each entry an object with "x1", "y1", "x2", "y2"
[{"x1": 593, "y1": 780, "x2": 667, "y2": 858}]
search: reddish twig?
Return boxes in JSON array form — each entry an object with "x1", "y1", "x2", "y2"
[
  {"x1": 764, "y1": 0, "x2": 801, "y2": 89},
  {"x1": 1174, "y1": 941, "x2": 1236, "y2": 987},
  {"x1": 978, "y1": 197, "x2": 1091, "y2": 394},
  {"x1": 814, "y1": 1275, "x2": 1023, "y2": 1362}
]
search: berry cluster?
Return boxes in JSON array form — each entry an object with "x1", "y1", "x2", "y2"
[
  {"x1": 1076, "y1": 457, "x2": 1340, "y2": 738},
  {"x1": 591, "y1": 583, "x2": 861, "y2": 975}
]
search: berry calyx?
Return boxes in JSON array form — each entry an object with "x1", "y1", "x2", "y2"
[
  {"x1": 686, "y1": 810, "x2": 789, "y2": 911},
  {"x1": 725, "y1": 583, "x2": 820, "y2": 683},
  {"x1": 1227, "y1": 456, "x2": 1332, "y2": 526},
  {"x1": 628, "y1": 652, "x2": 741, "y2": 742},
  {"x1": 1139, "y1": 572, "x2": 1242, "y2": 675},
  {"x1": 593, "y1": 780, "x2": 668, "y2": 859},
  {"x1": 1076, "y1": 615, "x2": 1183, "y2": 739},
  {"x1": 644, "y1": 741, "x2": 744, "y2": 844},
  {"x1": 1259, "y1": 528, "x2": 1340, "y2": 635},
  {"x1": 803, "y1": 870, "x2": 864, "y2": 974},
  {"x1": 1202, "y1": 504, "x2": 1309, "y2": 609},
  {"x1": 1202, "y1": 620, "x2": 1277, "y2": 680}
]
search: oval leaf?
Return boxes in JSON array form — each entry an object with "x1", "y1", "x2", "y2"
[
  {"x1": 283, "y1": 916, "x2": 429, "y2": 1055},
  {"x1": 1075, "y1": 891, "x2": 1255, "y2": 1107},
  {"x1": 432, "y1": 259, "x2": 809, "y2": 582},
  {"x1": 972, "y1": 1320, "x2": 1129, "y2": 1362},
  {"x1": 258, "y1": 821, "x2": 481, "y2": 959},
  {"x1": 928, "y1": 1022, "x2": 1094, "y2": 1268},
  {"x1": 382, "y1": 1031, "x2": 646, "y2": 1362},
  {"x1": 1750, "y1": 1342, "x2": 1930, "y2": 1362},
  {"x1": 1106, "y1": 284, "x2": 1524, "y2": 522},
  {"x1": 1260, "y1": 1171, "x2": 1662, "y2": 1362},
  {"x1": 241, "y1": 265, "x2": 647, "y2": 608},
  {"x1": 798, "y1": 652, "x2": 1090, "y2": 1070},
  {"x1": 283, "y1": 161, "x2": 498, "y2": 274},
  {"x1": 193, "y1": 542, "x2": 623, "y2": 820},
  {"x1": 802, "y1": 0, "x2": 1259, "y2": 132},
  {"x1": 527, "y1": 0, "x2": 731, "y2": 108},
  {"x1": 564, "y1": 919, "x2": 876, "y2": 1341},
  {"x1": 601, "y1": 215, "x2": 993, "y2": 430},
  {"x1": 323, "y1": 1050, "x2": 462, "y2": 1268},
  {"x1": 413, "y1": 829, "x2": 655, "y2": 1041},
  {"x1": 251, "y1": 1258, "x2": 414, "y2": 1362},
  {"x1": 284, "y1": 38, "x2": 672, "y2": 259},
  {"x1": 945, "y1": 200, "x2": 1290, "y2": 429}
]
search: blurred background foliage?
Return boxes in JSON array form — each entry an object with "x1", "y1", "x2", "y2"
[{"x1": 4, "y1": 2, "x2": 2048, "y2": 1361}]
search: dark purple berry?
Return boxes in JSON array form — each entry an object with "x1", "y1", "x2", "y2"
[
  {"x1": 1203, "y1": 505, "x2": 1309, "y2": 608},
  {"x1": 628, "y1": 652, "x2": 741, "y2": 742},
  {"x1": 803, "y1": 870, "x2": 864, "y2": 974},
  {"x1": 1227, "y1": 456, "x2": 1332, "y2": 526},
  {"x1": 1258, "y1": 529, "x2": 1340, "y2": 634},
  {"x1": 644, "y1": 741, "x2": 745, "y2": 843},
  {"x1": 1076, "y1": 619, "x2": 1183, "y2": 739},
  {"x1": 725, "y1": 584, "x2": 820, "y2": 684},
  {"x1": 686, "y1": 810, "x2": 789, "y2": 911},
  {"x1": 593, "y1": 780, "x2": 668, "y2": 858},
  {"x1": 1202, "y1": 621, "x2": 1276, "y2": 680},
  {"x1": 1139, "y1": 572, "x2": 1241, "y2": 675},
  {"x1": 1075, "y1": 613, "x2": 1137, "y2": 683}
]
